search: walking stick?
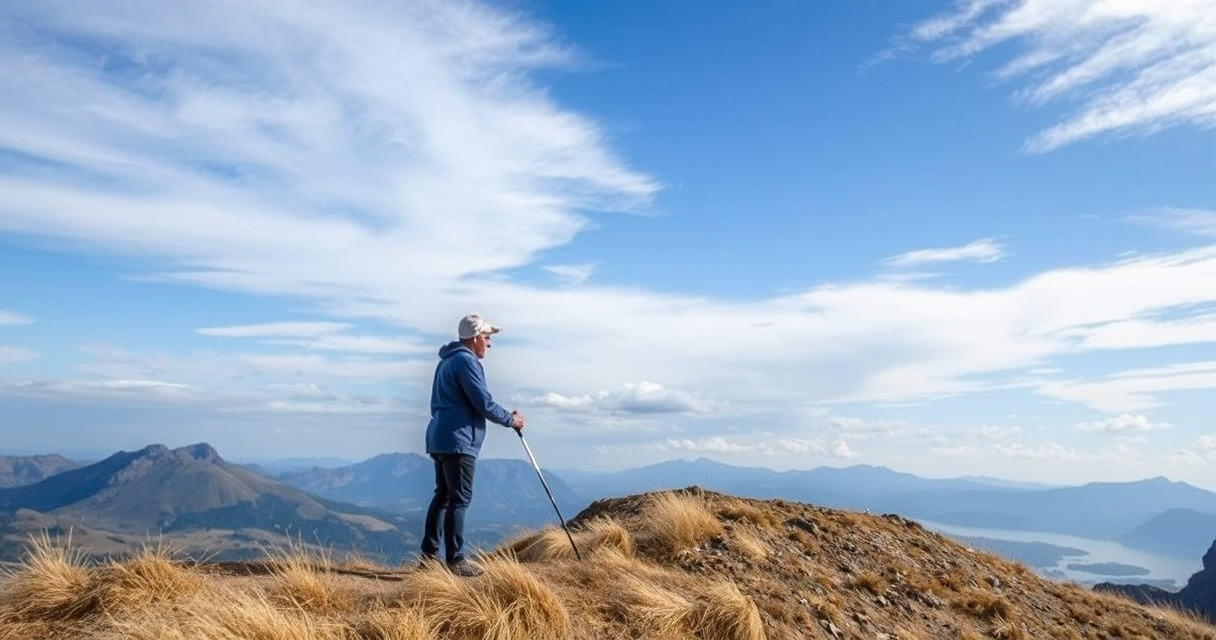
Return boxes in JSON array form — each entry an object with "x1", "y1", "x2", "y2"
[{"x1": 514, "y1": 428, "x2": 582, "y2": 560}]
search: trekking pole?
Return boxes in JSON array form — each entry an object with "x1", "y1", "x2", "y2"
[{"x1": 514, "y1": 427, "x2": 582, "y2": 560}]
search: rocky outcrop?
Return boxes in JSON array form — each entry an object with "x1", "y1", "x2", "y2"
[{"x1": 1096, "y1": 538, "x2": 1216, "y2": 623}]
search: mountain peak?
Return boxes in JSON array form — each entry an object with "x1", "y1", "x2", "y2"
[{"x1": 174, "y1": 443, "x2": 221, "y2": 463}]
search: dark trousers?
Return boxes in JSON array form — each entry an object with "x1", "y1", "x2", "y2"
[{"x1": 421, "y1": 453, "x2": 476, "y2": 563}]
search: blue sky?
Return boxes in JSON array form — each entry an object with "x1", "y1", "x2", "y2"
[{"x1": 2, "y1": 0, "x2": 1215, "y2": 488}]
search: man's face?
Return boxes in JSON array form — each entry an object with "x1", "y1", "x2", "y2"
[{"x1": 470, "y1": 333, "x2": 491, "y2": 358}]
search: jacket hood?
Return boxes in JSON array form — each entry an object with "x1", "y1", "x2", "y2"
[{"x1": 438, "y1": 340, "x2": 471, "y2": 359}]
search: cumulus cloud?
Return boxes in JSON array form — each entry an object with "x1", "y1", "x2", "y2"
[
  {"x1": 905, "y1": 0, "x2": 1216, "y2": 151},
  {"x1": 1075, "y1": 413, "x2": 1173, "y2": 432},
  {"x1": 881, "y1": 238, "x2": 1006, "y2": 268},
  {"x1": 523, "y1": 381, "x2": 719, "y2": 415}
]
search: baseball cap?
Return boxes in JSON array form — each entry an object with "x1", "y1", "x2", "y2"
[{"x1": 458, "y1": 314, "x2": 501, "y2": 340}]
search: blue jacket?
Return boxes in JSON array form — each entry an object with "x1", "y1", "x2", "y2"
[{"x1": 424, "y1": 341, "x2": 514, "y2": 457}]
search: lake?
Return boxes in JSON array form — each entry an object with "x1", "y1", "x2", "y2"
[{"x1": 914, "y1": 519, "x2": 1202, "y2": 591}]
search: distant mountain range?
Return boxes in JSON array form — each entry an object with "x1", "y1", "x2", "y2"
[
  {"x1": 553, "y1": 457, "x2": 1216, "y2": 560},
  {"x1": 276, "y1": 452, "x2": 583, "y2": 529},
  {"x1": 3, "y1": 448, "x2": 1214, "y2": 565},
  {"x1": 0, "y1": 454, "x2": 82, "y2": 488},
  {"x1": 0, "y1": 444, "x2": 427, "y2": 563}
]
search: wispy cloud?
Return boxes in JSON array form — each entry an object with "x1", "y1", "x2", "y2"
[
  {"x1": 1127, "y1": 208, "x2": 1216, "y2": 237},
  {"x1": 198, "y1": 322, "x2": 352, "y2": 338},
  {"x1": 0, "y1": 310, "x2": 33, "y2": 325},
  {"x1": 542, "y1": 263, "x2": 597, "y2": 285},
  {"x1": 647, "y1": 435, "x2": 855, "y2": 459},
  {"x1": 0, "y1": 346, "x2": 38, "y2": 365},
  {"x1": 905, "y1": 0, "x2": 1216, "y2": 151},
  {"x1": 1075, "y1": 413, "x2": 1173, "y2": 432},
  {"x1": 1039, "y1": 361, "x2": 1216, "y2": 412},
  {"x1": 881, "y1": 238, "x2": 1005, "y2": 268},
  {"x1": 198, "y1": 322, "x2": 428, "y2": 354},
  {"x1": 0, "y1": 0, "x2": 659, "y2": 312},
  {"x1": 521, "y1": 381, "x2": 719, "y2": 415}
]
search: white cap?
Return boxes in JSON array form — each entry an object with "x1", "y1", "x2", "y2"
[{"x1": 458, "y1": 314, "x2": 501, "y2": 339}]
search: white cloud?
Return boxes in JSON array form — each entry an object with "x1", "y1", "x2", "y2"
[
  {"x1": 963, "y1": 424, "x2": 1023, "y2": 439},
  {"x1": 522, "y1": 381, "x2": 719, "y2": 415},
  {"x1": 0, "y1": 310, "x2": 32, "y2": 325},
  {"x1": 542, "y1": 263, "x2": 597, "y2": 285},
  {"x1": 4, "y1": 0, "x2": 1216, "y2": 441},
  {"x1": 1038, "y1": 361, "x2": 1216, "y2": 412},
  {"x1": 1128, "y1": 208, "x2": 1216, "y2": 237},
  {"x1": 198, "y1": 322, "x2": 352, "y2": 338},
  {"x1": 990, "y1": 442, "x2": 1077, "y2": 462},
  {"x1": 906, "y1": 0, "x2": 1216, "y2": 151},
  {"x1": 646, "y1": 435, "x2": 854, "y2": 459},
  {"x1": 1075, "y1": 413, "x2": 1173, "y2": 432},
  {"x1": 0, "y1": 346, "x2": 38, "y2": 365},
  {"x1": 881, "y1": 238, "x2": 1006, "y2": 268}
]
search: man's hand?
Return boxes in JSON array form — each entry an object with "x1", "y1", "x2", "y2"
[{"x1": 510, "y1": 410, "x2": 525, "y2": 431}]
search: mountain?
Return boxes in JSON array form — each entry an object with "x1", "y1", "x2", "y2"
[
  {"x1": 0, "y1": 443, "x2": 426, "y2": 563},
  {"x1": 276, "y1": 452, "x2": 584, "y2": 528},
  {"x1": 8, "y1": 485, "x2": 1216, "y2": 639},
  {"x1": 0, "y1": 454, "x2": 81, "y2": 488},
  {"x1": 1098, "y1": 538, "x2": 1216, "y2": 624},
  {"x1": 1120, "y1": 508, "x2": 1216, "y2": 559},
  {"x1": 553, "y1": 459, "x2": 1216, "y2": 554}
]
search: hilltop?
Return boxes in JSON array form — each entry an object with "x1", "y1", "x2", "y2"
[
  {"x1": 0, "y1": 443, "x2": 420, "y2": 562},
  {"x1": 1, "y1": 487, "x2": 1214, "y2": 639}
]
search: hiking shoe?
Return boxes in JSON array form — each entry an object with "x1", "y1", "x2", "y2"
[
  {"x1": 415, "y1": 552, "x2": 439, "y2": 569},
  {"x1": 447, "y1": 558, "x2": 482, "y2": 577}
]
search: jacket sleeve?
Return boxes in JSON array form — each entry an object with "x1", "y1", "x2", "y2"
[{"x1": 455, "y1": 355, "x2": 514, "y2": 427}]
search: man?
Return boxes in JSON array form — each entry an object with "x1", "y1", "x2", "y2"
[{"x1": 420, "y1": 313, "x2": 525, "y2": 577}]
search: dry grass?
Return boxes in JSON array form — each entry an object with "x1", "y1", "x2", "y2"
[
  {"x1": 509, "y1": 517, "x2": 634, "y2": 562},
  {"x1": 109, "y1": 586, "x2": 349, "y2": 640},
  {"x1": 92, "y1": 543, "x2": 202, "y2": 614},
  {"x1": 717, "y1": 499, "x2": 782, "y2": 529},
  {"x1": 0, "y1": 532, "x2": 95, "y2": 622},
  {"x1": 848, "y1": 570, "x2": 888, "y2": 596},
  {"x1": 354, "y1": 606, "x2": 436, "y2": 640},
  {"x1": 4, "y1": 488, "x2": 1216, "y2": 640},
  {"x1": 395, "y1": 554, "x2": 570, "y2": 640},
  {"x1": 689, "y1": 580, "x2": 764, "y2": 640},
  {"x1": 266, "y1": 550, "x2": 353, "y2": 614},
  {"x1": 638, "y1": 491, "x2": 724, "y2": 555}
]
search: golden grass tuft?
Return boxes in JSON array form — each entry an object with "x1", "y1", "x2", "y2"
[
  {"x1": 610, "y1": 572, "x2": 694, "y2": 639},
  {"x1": 0, "y1": 532, "x2": 96, "y2": 622},
  {"x1": 992, "y1": 615, "x2": 1027, "y2": 640},
  {"x1": 396, "y1": 554, "x2": 570, "y2": 640},
  {"x1": 729, "y1": 531, "x2": 769, "y2": 560},
  {"x1": 266, "y1": 551, "x2": 353, "y2": 614},
  {"x1": 355, "y1": 607, "x2": 436, "y2": 640},
  {"x1": 639, "y1": 491, "x2": 724, "y2": 555},
  {"x1": 508, "y1": 517, "x2": 634, "y2": 562},
  {"x1": 955, "y1": 589, "x2": 1013, "y2": 620},
  {"x1": 847, "y1": 570, "x2": 888, "y2": 596},
  {"x1": 108, "y1": 586, "x2": 348, "y2": 640},
  {"x1": 688, "y1": 580, "x2": 764, "y2": 640},
  {"x1": 92, "y1": 544, "x2": 202, "y2": 614},
  {"x1": 717, "y1": 500, "x2": 782, "y2": 529}
]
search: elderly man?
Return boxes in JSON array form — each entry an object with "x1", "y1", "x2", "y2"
[{"x1": 420, "y1": 313, "x2": 525, "y2": 577}]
